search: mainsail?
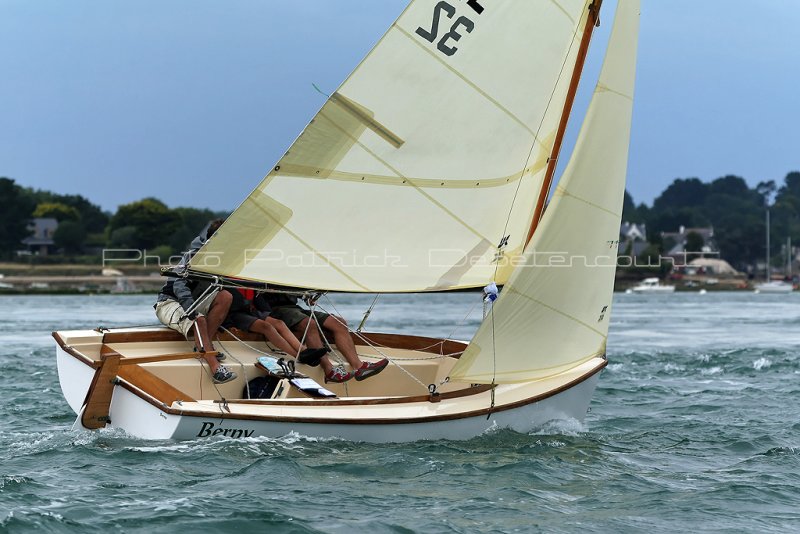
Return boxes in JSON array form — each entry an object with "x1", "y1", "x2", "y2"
[
  {"x1": 450, "y1": 0, "x2": 640, "y2": 383},
  {"x1": 191, "y1": 0, "x2": 595, "y2": 292}
]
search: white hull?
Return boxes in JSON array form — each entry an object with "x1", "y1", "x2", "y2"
[
  {"x1": 754, "y1": 282, "x2": 793, "y2": 294},
  {"x1": 55, "y1": 329, "x2": 604, "y2": 443},
  {"x1": 148, "y1": 375, "x2": 598, "y2": 443},
  {"x1": 630, "y1": 286, "x2": 675, "y2": 293}
]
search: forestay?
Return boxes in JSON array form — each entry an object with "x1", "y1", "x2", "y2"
[
  {"x1": 191, "y1": 0, "x2": 593, "y2": 292},
  {"x1": 450, "y1": 0, "x2": 640, "y2": 383}
]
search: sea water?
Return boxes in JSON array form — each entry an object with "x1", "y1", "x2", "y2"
[{"x1": 1, "y1": 292, "x2": 799, "y2": 532}]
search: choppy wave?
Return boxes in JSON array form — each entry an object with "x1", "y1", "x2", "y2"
[{"x1": 2, "y1": 293, "x2": 800, "y2": 532}]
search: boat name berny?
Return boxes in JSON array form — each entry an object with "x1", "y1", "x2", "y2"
[{"x1": 197, "y1": 422, "x2": 254, "y2": 439}]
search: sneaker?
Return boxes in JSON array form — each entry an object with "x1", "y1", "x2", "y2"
[
  {"x1": 297, "y1": 347, "x2": 329, "y2": 367},
  {"x1": 354, "y1": 359, "x2": 389, "y2": 382},
  {"x1": 324, "y1": 366, "x2": 354, "y2": 384},
  {"x1": 212, "y1": 365, "x2": 237, "y2": 384}
]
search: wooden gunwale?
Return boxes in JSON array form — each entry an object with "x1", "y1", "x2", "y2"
[
  {"x1": 99, "y1": 328, "x2": 467, "y2": 357},
  {"x1": 53, "y1": 331, "x2": 100, "y2": 369},
  {"x1": 53, "y1": 329, "x2": 465, "y2": 368}
]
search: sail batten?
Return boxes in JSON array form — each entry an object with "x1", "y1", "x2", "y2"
[{"x1": 191, "y1": 0, "x2": 593, "y2": 292}]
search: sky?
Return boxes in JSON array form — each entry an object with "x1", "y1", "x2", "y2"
[{"x1": 1, "y1": 0, "x2": 798, "y2": 212}]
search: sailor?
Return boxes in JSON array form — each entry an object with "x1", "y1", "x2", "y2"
[
  {"x1": 222, "y1": 288, "x2": 329, "y2": 365},
  {"x1": 154, "y1": 219, "x2": 237, "y2": 384},
  {"x1": 264, "y1": 289, "x2": 389, "y2": 383}
]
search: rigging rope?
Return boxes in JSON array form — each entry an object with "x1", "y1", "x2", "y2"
[
  {"x1": 357, "y1": 294, "x2": 380, "y2": 333},
  {"x1": 182, "y1": 277, "x2": 219, "y2": 317}
]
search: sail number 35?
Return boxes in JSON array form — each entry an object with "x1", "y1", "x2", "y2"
[{"x1": 415, "y1": 0, "x2": 485, "y2": 57}]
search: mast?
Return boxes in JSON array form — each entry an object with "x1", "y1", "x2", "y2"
[
  {"x1": 525, "y1": 0, "x2": 604, "y2": 247},
  {"x1": 766, "y1": 208, "x2": 770, "y2": 282}
]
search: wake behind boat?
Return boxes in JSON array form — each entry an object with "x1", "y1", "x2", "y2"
[{"x1": 54, "y1": 0, "x2": 641, "y2": 442}]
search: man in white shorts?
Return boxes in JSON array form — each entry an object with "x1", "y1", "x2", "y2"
[{"x1": 154, "y1": 219, "x2": 236, "y2": 384}]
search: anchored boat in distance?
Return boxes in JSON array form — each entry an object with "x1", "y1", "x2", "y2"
[{"x1": 629, "y1": 277, "x2": 676, "y2": 294}]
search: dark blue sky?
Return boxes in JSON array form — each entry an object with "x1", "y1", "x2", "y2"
[{"x1": 1, "y1": 0, "x2": 798, "y2": 212}]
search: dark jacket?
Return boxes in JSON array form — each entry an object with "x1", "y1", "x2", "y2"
[
  {"x1": 224, "y1": 289, "x2": 273, "y2": 319},
  {"x1": 155, "y1": 230, "x2": 208, "y2": 312},
  {"x1": 262, "y1": 288, "x2": 299, "y2": 309}
]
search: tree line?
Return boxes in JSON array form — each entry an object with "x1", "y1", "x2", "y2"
[
  {"x1": 2, "y1": 171, "x2": 800, "y2": 268},
  {"x1": 0, "y1": 177, "x2": 227, "y2": 261},
  {"x1": 623, "y1": 171, "x2": 800, "y2": 269}
]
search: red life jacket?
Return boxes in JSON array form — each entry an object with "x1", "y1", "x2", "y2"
[{"x1": 237, "y1": 288, "x2": 255, "y2": 302}]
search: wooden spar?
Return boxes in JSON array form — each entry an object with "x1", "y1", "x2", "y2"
[
  {"x1": 80, "y1": 353, "x2": 121, "y2": 429},
  {"x1": 101, "y1": 345, "x2": 219, "y2": 366},
  {"x1": 525, "y1": 0, "x2": 603, "y2": 247}
]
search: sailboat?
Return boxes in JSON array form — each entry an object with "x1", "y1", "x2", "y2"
[
  {"x1": 755, "y1": 210, "x2": 793, "y2": 293},
  {"x1": 629, "y1": 277, "x2": 675, "y2": 293},
  {"x1": 54, "y1": 0, "x2": 640, "y2": 442}
]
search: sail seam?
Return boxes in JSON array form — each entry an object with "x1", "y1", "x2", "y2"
[
  {"x1": 549, "y1": 0, "x2": 578, "y2": 25},
  {"x1": 393, "y1": 25, "x2": 542, "y2": 142},
  {"x1": 553, "y1": 186, "x2": 620, "y2": 218},
  {"x1": 506, "y1": 286, "x2": 607, "y2": 338},
  {"x1": 595, "y1": 83, "x2": 633, "y2": 101},
  {"x1": 317, "y1": 110, "x2": 495, "y2": 244}
]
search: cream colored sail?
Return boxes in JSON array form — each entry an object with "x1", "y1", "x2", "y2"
[
  {"x1": 450, "y1": 0, "x2": 640, "y2": 384},
  {"x1": 191, "y1": 0, "x2": 594, "y2": 292}
]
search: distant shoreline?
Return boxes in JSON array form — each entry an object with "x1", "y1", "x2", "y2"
[
  {"x1": 0, "y1": 263, "x2": 758, "y2": 294},
  {"x1": 0, "y1": 275, "x2": 162, "y2": 295}
]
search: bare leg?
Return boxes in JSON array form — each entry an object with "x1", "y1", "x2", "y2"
[
  {"x1": 195, "y1": 291, "x2": 231, "y2": 375},
  {"x1": 193, "y1": 316, "x2": 220, "y2": 373},
  {"x1": 322, "y1": 316, "x2": 362, "y2": 369},
  {"x1": 249, "y1": 319, "x2": 300, "y2": 356},
  {"x1": 266, "y1": 317, "x2": 304, "y2": 355},
  {"x1": 318, "y1": 356, "x2": 334, "y2": 375},
  {"x1": 205, "y1": 290, "x2": 232, "y2": 347},
  {"x1": 294, "y1": 318, "x2": 333, "y2": 374},
  {"x1": 295, "y1": 318, "x2": 323, "y2": 349}
]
